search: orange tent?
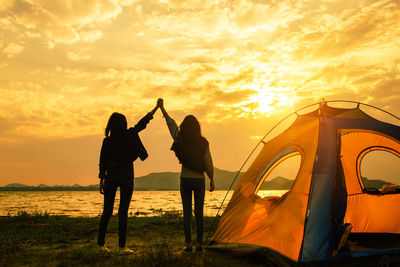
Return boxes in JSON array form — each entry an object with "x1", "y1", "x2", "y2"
[{"x1": 211, "y1": 101, "x2": 400, "y2": 261}]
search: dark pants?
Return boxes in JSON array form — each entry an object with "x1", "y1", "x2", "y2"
[
  {"x1": 98, "y1": 178, "x2": 133, "y2": 248},
  {"x1": 180, "y1": 178, "x2": 205, "y2": 243}
]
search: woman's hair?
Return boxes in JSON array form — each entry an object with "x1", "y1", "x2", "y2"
[
  {"x1": 179, "y1": 115, "x2": 202, "y2": 144},
  {"x1": 105, "y1": 112, "x2": 127, "y2": 137}
]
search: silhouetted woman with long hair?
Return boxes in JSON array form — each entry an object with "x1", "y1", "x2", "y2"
[
  {"x1": 158, "y1": 98, "x2": 215, "y2": 252},
  {"x1": 98, "y1": 104, "x2": 158, "y2": 253}
]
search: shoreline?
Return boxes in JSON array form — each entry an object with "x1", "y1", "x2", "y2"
[{"x1": 0, "y1": 190, "x2": 240, "y2": 218}]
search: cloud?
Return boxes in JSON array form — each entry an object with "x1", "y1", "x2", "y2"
[
  {"x1": 225, "y1": 68, "x2": 255, "y2": 85},
  {"x1": 2, "y1": 0, "x2": 122, "y2": 44},
  {"x1": 0, "y1": 0, "x2": 14, "y2": 12},
  {"x1": 291, "y1": 0, "x2": 400, "y2": 62},
  {"x1": 0, "y1": 17, "x2": 17, "y2": 32},
  {"x1": 228, "y1": 0, "x2": 303, "y2": 31},
  {"x1": 0, "y1": 115, "x2": 21, "y2": 135},
  {"x1": 212, "y1": 89, "x2": 256, "y2": 104},
  {"x1": 61, "y1": 85, "x2": 88, "y2": 94},
  {"x1": 2, "y1": 42, "x2": 24, "y2": 57},
  {"x1": 67, "y1": 51, "x2": 91, "y2": 61},
  {"x1": 372, "y1": 79, "x2": 400, "y2": 99},
  {"x1": 80, "y1": 29, "x2": 103, "y2": 42},
  {"x1": 0, "y1": 0, "x2": 400, "y2": 137}
]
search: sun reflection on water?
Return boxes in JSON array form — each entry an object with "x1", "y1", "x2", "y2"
[{"x1": 0, "y1": 190, "x2": 288, "y2": 217}]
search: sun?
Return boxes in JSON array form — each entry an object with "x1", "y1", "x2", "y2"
[{"x1": 239, "y1": 79, "x2": 295, "y2": 116}]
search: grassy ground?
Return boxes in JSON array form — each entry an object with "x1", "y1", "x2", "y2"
[
  {"x1": 0, "y1": 211, "x2": 264, "y2": 267},
  {"x1": 1, "y1": 211, "x2": 399, "y2": 266}
]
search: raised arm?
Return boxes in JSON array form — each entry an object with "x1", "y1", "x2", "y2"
[
  {"x1": 149, "y1": 104, "x2": 158, "y2": 117},
  {"x1": 158, "y1": 98, "x2": 168, "y2": 118},
  {"x1": 131, "y1": 104, "x2": 158, "y2": 133},
  {"x1": 158, "y1": 98, "x2": 179, "y2": 139}
]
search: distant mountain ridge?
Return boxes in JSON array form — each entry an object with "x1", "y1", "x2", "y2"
[
  {"x1": 0, "y1": 171, "x2": 395, "y2": 191},
  {"x1": 4, "y1": 183, "x2": 28, "y2": 188},
  {"x1": 0, "y1": 168, "x2": 242, "y2": 191},
  {"x1": 134, "y1": 168, "x2": 242, "y2": 190},
  {"x1": 259, "y1": 176, "x2": 294, "y2": 190}
]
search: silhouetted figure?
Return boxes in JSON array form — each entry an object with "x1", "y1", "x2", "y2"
[
  {"x1": 98, "y1": 105, "x2": 158, "y2": 253},
  {"x1": 158, "y1": 98, "x2": 215, "y2": 253}
]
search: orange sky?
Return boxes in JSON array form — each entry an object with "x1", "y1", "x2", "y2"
[{"x1": 0, "y1": 0, "x2": 399, "y2": 186}]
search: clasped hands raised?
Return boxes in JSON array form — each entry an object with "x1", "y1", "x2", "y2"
[{"x1": 100, "y1": 98, "x2": 215, "y2": 194}]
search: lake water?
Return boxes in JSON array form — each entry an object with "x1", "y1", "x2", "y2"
[{"x1": 0, "y1": 190, "x2": 287, "y2": 217}]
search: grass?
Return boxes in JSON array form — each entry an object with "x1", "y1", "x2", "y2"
[
  {"x1": 1, "y1": 211, "x2": 400, "y2": 266},
  {"x1": 0, "y1": 210, "x2": 259, "y2": 267}
]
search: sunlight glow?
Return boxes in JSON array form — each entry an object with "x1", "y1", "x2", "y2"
[{"x1": 236, "y1": 76, "x2": 295, "y2": 116}]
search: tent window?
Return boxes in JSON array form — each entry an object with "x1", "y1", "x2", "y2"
[
  {"x1": 358, "y1": 147, "x2": 400, "y2": 194},
  {"x1": 254, "y1": 150, "x2": 301, "y2": 198}
]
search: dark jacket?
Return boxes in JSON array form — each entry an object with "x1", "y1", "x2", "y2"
[
  {"x1": 98, "y1": 113, "x2": 153, "y2": 180},
  {"x1": 171, "y1": 136, "x2": 209, "y2": 173}
]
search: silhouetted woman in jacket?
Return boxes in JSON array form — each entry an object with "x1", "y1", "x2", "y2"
[
  {"x1": 98, "y1": 104, "x2": 158, "y2": 253},
  {"x1": 158, "y1": 98, "x2": 215, "y2": 252}
]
